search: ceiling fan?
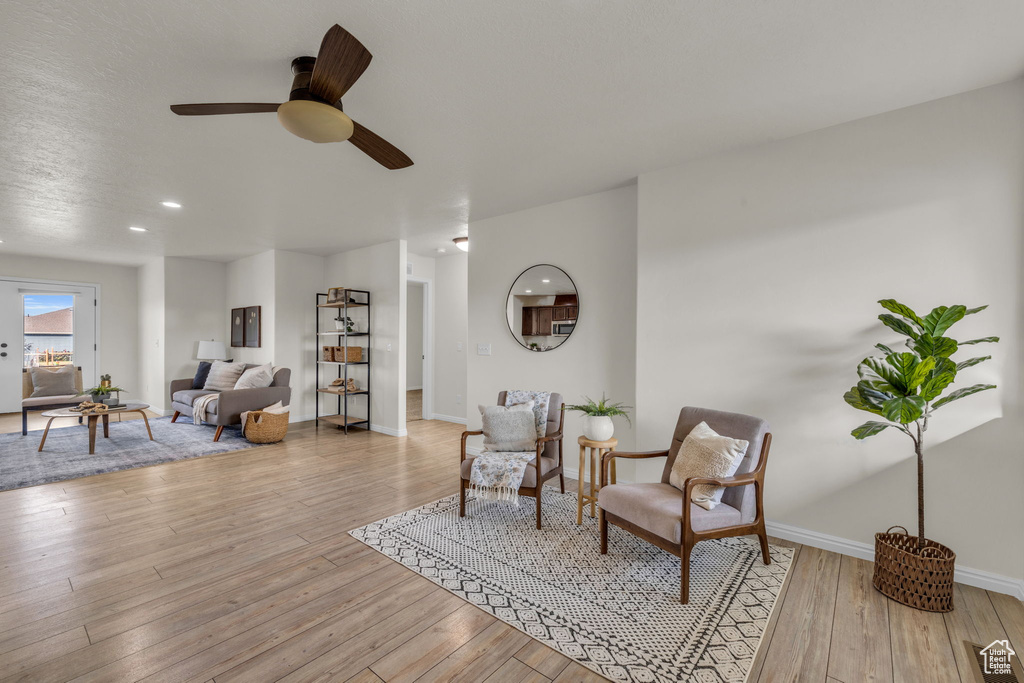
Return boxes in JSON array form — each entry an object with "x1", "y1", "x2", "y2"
[{"x1": 170, "y1": 24, "x2": 412, "y2": 169}]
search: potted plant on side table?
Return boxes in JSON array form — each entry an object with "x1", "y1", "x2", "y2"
[
  {"x1": 565, "y1": 394, "x2": 632, "y2": 441},
  {"x1": 844, "y1": 299, "x2": 998, "y2": 612}
]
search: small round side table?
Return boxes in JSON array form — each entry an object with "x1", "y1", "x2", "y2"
[{"x1": 577, "y1": 435, "x2": 618, "y2": 525}]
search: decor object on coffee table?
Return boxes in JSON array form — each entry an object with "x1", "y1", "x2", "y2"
[
  {"x1": 459, "y1": 391, "x2": 565, "y2": 529},
  {"x1": 598, "y1": 406, "x2": 772, "y2": 604},
  {"x1": 844, "y1": 299, "x2": 998, "y2": 612},
  {"x1": 577, "y1": 435, "x2": 617, "y2": 525},
  {"x1": 564, "y1": 393, "x2": 631, "y2": 441},
  {"x1": 21, "y1": 366, "x2": 83, "y2": 435},
  {"x1": 39, "y1": 402, "x2": 152, "y2": 455},
  {"x1": 81, "y1": 382, "x2": 126, "y2": 406},
  {"x1": 169, "y1": 366, "x2": 291, "y2": 441}
]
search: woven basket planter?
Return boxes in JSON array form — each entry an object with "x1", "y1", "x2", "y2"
[
  {"x1": 244, "y1": 411, "x2": 289, "y2": 444},
  {"x1": 872, "y1": 526, "x2": 956, "y2": 612},
  {"x1": 333, "y1": 346, "x2": 362, "y2": 363}
]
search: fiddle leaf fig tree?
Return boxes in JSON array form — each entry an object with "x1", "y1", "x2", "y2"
[{"x1": 844, "y1": 300, "x2": 998, "y2": 550}]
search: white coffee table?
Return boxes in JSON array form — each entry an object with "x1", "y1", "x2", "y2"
[{"x1": 38, "y1": 402, "x2": 153, "y2": 454}]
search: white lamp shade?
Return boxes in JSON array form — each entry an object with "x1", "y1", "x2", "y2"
[{"x1": 196, "y1": 340, "x2": 227, "y2": 361}]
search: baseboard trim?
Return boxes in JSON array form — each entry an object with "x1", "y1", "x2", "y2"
[
  {"x1": 407, "y1": 385, "x2": 423, "y2": 391},
  {"x1": 766, "y1": 521, "x2": 1024, "y2": 600},
  {"x1": 371, "y1": 423, "x2": 408, "y2": 438},
  {"x1": 430, "y1": 413, "x2": 468, "y2": 425}
]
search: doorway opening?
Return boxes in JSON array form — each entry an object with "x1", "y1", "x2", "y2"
[
  {"x1": 405, "y1": 278, "x2": 432, "y2": 423},
  {"x1": 0, "y1": 278, "x2": 98, "y2": 415}
]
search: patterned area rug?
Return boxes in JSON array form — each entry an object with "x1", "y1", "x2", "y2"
[
  {"x1": 351, "y1": 492, "x2": 794, "y2": 683},
  {"x1": 0, "y1": 416, "x2": 260, "y2": 491}
]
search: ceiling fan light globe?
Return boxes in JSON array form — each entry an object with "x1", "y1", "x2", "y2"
[{"x1": 277, "y1": 100, "x2": 354, "y2": 143}]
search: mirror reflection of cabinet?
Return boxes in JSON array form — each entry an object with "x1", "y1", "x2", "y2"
[{"x1": 506, "y1": 265, "x2": 579, "y2": 351}]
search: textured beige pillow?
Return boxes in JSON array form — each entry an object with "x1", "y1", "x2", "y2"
[
  {"x1": 29, "y1": 364, "x2": 77, "y2": 397},
  {"x1": 480, "y1": 401, "x2": 537, "y2": 452},
  {"x1": 669, "y1": 421, "x2": 749, "y2": 510},
  {"x1": 203, "y1": 360, "x2": 246, "y2": 392}
]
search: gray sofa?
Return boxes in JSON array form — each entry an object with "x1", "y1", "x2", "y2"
[{"x1": 169, "y1": 366, "x2": 291, "y2": 441}]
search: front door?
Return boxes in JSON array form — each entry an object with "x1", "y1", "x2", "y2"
[{"x1": 0, "y1": 278, "x2": 98, "y2": 414}]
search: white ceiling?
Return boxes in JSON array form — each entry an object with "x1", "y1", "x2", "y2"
[{"x1": 1, "y1": 1, "x2": 1023, "y2": 266}]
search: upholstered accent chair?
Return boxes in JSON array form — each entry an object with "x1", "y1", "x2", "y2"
[
  {"x1": 598, "y1": 406, "x2": 773, "y2": 603},
  {"x1": 21, "y1": 367, "x2": 84, "y2": 435},
  {"x1": 168, "y1": 366, "x2": 291, "y2": 441},
  {"x1": 459, "y1": 391, "x2": 565, "y2": 529}
]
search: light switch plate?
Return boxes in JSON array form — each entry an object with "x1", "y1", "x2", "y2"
[
  {"x1": 456, "y1": 342, "x2": 463, "y2": 352},
  {"x1": 477, "y1": 343, "x2": 491, "y2": 356}
]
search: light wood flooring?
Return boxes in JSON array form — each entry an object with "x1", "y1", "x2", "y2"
[
  {"x1": 0, "y1": 417, "x2": 1020, "y2": 682},
  {"x1": 406, "y1": 390, "x2": 423, "y2": 422}
]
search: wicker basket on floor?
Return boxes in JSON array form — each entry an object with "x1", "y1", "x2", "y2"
[
  {"x1": 244, "y1": 410, "x2": 289, "y2": 444},
  {"x1": 872, "y1": 525, "x2": 955, "y2": 612}
]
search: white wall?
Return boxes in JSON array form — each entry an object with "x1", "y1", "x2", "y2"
[
  {"x1": 433, "y1": 253, "x2": 468, "y2": 422},
  {"x1": 406, "y1": 283, "x2": 424, "y2": 391},
  {"x1": 226, "y1": 251, "x2": 276, "y2": 366},
  {"x1": 635, "y1": 80, "x2": 1024, "y2": 581},
  {"x1": 468, "y1": 186, "x2": 638, "y2": 479},
  {"x1": 0, "y1": 253, "x2": 140, "y2": 399},
  {"x1": 163, "y1": 258, "x2": 226, "y2": 407},
  {"x1": 325, "y1": 240, "x2": 406, "y2": 435},
  {"x1": 274, "y1": 250, "x2": 325, "y2": 421}
]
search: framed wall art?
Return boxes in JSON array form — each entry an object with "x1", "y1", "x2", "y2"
[
  {"x1": 230, "y1": 308, "x2": 245, "y2": 348},
  {"x1": 244, "y1": 306, "x2": 262, "y2": 348}
]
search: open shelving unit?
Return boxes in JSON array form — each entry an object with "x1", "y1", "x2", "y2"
[{"x1": 315, "y1": 288, "x2": 371, "y2": 433}]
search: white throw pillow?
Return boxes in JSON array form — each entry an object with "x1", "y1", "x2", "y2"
[
  {"x1": 234, "y1": 362, "x2": 274, "y2": 390},
  {"x1": 669, "y1": 421, "x2": 749, "y2": 510},
  {"x1": 480, "y1": 401, "x2": 537, "y2": 452},
  {"x1": 203, "y1": 360, "x2": 246, "y2": 392}
]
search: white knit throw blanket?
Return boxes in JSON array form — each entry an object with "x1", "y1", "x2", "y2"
[
  {"x1": 469, "y1": 451, "x2": 537, "y2": 504},
  {"x1": 192, "y1": 392, "x2": 219, "y2": 427}
]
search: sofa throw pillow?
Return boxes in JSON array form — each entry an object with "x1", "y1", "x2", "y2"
[
  {"x1": 29, "y1": 364, "x2": 77, "y2": 398},
  {"x1": 203, "y1": 360, "x2": 246, "y2": 392},
  {"x1": 480, "y1": 401, "x2": 537, "y2": 452},
  {"x1": 192, "y1": 361, "x2": 214, "y2": 389},
  {"x1": 669, "y1": 421, "x2": 749, "y2": 510},
  {"x1": 234, "y1": 362, "x2": 274, "y2": 390}
]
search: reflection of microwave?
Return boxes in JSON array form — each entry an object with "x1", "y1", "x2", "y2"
[{"x1": 552, "y1": 321, "x2": 575, "y2": 336}]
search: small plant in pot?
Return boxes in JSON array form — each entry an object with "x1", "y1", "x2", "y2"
[
  {"x1": 844, "y1": 299, "x2": 998, "y2": 612},
  {"x1": 335, "y1": 316, "x2": 354, "y2": 333},
  {"x1": 565, "y1": 394, "x2": 632, "y2": 442},
  {"x1": 82, "y1": 383, "x2": 126, "y2": 406}
]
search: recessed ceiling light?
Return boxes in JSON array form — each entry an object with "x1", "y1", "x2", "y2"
[
  {"x1": 161, "y1": 201, "x2": 182, "y2": 208},
  {"x1": 436, "y1": 247, "x2": 446, "y2": 254},
  {"x1": 453, "y1": 236, "x2": 469, "y2": 252},
  {"x1": 541, "y1": 279, "x2": 550, "y2": 283},
  {"x1": 525, "y1": 290, "x2": 532, "y2": 293},
  {"x1": 129, "y1": 226, "x2": 147, "y2": 232}
]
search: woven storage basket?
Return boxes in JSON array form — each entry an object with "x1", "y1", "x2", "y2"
[
  {"x1": 872, "y1": 525, "x2": 955, "y2": 612},
  {"x1": 244, "y1": 410, "x2": 289, "y2": 444},
  {"x1": 322, "y1": 346, "x2": 334, "y2": 362},
  {"x1": 332, "y1": 346, "x2": 362, "y2": 363}
]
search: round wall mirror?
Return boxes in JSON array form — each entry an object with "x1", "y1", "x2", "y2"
[{"x1": 505, "y1": 264, "x2": 579, "y2": 351}]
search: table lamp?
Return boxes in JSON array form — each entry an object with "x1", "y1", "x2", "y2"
[{"x1": 196, "y1": 340, "x2": 228, "y2": 361}]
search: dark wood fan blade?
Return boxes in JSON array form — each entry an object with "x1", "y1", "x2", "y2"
[
  {"x1": 170, "y1": 103, "x2": 281, "y2": 116},
  {"x1": 309, "y1": 24, "x2": 372, "y2": 104},
  {"x1": 349, "y1": 121, "x2": 413, "y2": 169}
]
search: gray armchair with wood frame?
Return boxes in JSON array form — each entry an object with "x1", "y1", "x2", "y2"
[
  {"x1": 597, "y1": 406, "x2": 772, "y2": 604},
  {"x1": 459, "y1": 391, "x2": 565, "y2": 529}
]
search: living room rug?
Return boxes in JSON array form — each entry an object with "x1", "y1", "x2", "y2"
[
  {"x1": 0, "y1": 417, "x2": 260, "y2": 491},
  {"x1": 350, "y1": 491, "x2": 794, "y2": 683}
]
